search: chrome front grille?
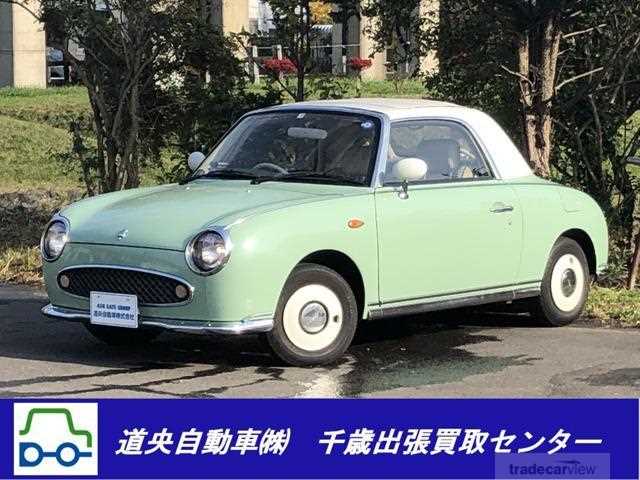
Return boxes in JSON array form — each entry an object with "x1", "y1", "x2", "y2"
[{"x1": 58, "y1": 266, "x2": 192, "y2": 305}]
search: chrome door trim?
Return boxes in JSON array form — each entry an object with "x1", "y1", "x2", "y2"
[{"x1": 368, "y1": 284, "x2": 540, "y2": 320}]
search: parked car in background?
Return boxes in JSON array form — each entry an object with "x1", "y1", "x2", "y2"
[
  {"x1": 46, "y1": 47, "x2": 79, "y2": 86},
  {"x1": 46, "y1": 48, "x2": 66, "y2": 86},
  {"x1": 40, "y1": 99, "x2": 608, "y2": 366}
]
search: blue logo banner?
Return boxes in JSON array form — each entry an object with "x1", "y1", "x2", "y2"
[{"x1": 0, "y1": 399, "x2": 636, "y2": 479}]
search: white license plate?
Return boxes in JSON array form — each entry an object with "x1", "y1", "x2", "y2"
[{"x1": 90, "y1": 292, "x2": 139, "y2": 328}]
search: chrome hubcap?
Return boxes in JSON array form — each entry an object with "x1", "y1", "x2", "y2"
[
  {"x1": 551, "y1": 254, "x2": 584, "y2": 312},
  {"x1": 560, "y1": 269, "x2": 577, "y2": 297},
  {"x1": 299, "y1": 302, "x2": 328, "y2": 334}
]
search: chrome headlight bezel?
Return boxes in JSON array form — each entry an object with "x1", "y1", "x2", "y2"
[
  {"x1": 185, "y1": 228, "x2": 232, "y2": 276},
  {"x1": 40, "y1": 215, "x2": 70, "y2": 262}
]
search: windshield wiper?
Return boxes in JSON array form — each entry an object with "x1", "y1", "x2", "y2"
[
  {"x1": 251, "y1": 171, "x2": 365, "y2": 186},
  {"x1": 180, "y1": 169, "x2": 258, "y2": 185}
]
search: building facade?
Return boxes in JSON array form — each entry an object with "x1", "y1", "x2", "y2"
[
  {"x1": 0, "y1": 1, "x2": 47, "y2": 88},
  {"x1": 213, "y1": 0, "x2": 438, "y2": 81},
  {"x1": 0, "y1": 0, "x2": 437, "y2": 88}
]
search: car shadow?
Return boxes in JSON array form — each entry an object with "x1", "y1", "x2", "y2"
[
  {"x1": 321, "y1": 306, "x2": 542, "y2": 396},
  {"x1": 0, "y1": 291, "x2": 545, "y2": 396}
]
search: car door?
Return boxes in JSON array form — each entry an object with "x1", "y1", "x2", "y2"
[{"x1": 374, "y1": 119, "x2": 522, "y2": 305}]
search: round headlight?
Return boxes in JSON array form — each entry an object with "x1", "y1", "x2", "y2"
[
  {"x1": 186, "y1": 230, "x2": 231, "y2": 275},
  {"x1": 41, "y1": 219, "x2": 69, "y2": 261}
]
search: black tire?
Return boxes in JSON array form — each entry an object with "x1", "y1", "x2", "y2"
[
  {"x1": 85, "y1": 324, "x2": 160, "y2": 346},
  {"x1": 266, "y1": 263, "x2": 358, "y2": 366},
  {"x1": 530, "y1": 237, "x2": 590, "y2": 327}
]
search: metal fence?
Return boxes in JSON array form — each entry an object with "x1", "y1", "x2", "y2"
[{"x1": 248, "y1": 43, "x2": 362, "y2": 83}]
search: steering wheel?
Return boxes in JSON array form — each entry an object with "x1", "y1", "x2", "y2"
[
  {"x1": 251, "y1": 163, "x2": 288, "y2": 175},
  {"x1": 459, "y1": 147, "x2": 477, "y2": 164},
  {"x1": 455, "y1": 148, "x2": 488, "y2": 179}
]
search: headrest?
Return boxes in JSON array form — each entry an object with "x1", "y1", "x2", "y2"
[{"x1": 418, "y1": 139, "x2": 460, "y2": 159}]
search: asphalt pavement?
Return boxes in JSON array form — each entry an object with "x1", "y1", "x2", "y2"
[{"x1": 1, "y1": 284, "x2": 639, "y2": 397}]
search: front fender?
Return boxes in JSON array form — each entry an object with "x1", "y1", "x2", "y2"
[{"x1": 214, "y1": 193, "x2": 378, "y2": 321}]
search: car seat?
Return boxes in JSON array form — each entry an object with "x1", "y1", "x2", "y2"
[{"x1": 417, "y1": 139, "x2": 460, "y2": 180}]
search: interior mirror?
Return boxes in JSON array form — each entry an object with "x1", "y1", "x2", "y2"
[
  {"x1": 391, "y1": 157, "x2": 428, "y2": 183},
  {"x1": 626, "y1": 156, "x2": 640, "y2": 167},
  {"x1": 287, "y1": 127, "x2": 328, "y2": 140},
  {"x1": 188, "y1": 151, "x2": 206, "y2": 172}
]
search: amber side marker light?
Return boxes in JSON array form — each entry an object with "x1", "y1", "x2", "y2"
[{"x1": 348, "y1": 219, "x2": 365, "y2": 229}]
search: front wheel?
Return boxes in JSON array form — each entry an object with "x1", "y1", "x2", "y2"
[
  {"x1": 530, "y1": 237, "x2": 590, "y2": 327},
  {"x1": 266, "y1": 263, "x2": 358, "y2": 366}
]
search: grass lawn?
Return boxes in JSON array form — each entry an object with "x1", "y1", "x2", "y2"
[
  {"x1": 585, "y1": 286, "x2": 640, "y2": 328},
  {"x1": 0, "y1": 85, "x2": 87, "y2": 105},
  {"x1": 0, "y1": 115, "x2": 79, "y2": 191},
  {"x1": 0, "y1": 86, "x2": 90, "y2": 129},
  {"x1": 349, "y1": 79, "x2": 425, "y2": 97},
  {"x1": 249, "y1": 78, "x2": 426, "y2": 100},
  {"x1": 0, "y1": 246, "x2": 41, "y2": 285}
]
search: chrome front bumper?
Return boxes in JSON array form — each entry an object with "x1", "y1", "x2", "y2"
[{"x1": 41, "y1": 304, "x2": 274, "y2": 335}]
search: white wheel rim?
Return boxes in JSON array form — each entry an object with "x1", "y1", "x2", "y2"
[
  {"x1": 550, "y1": 254, "x2": 585, "y2": 312},
  {"x1": 282, "y1": 284, "x2": 343, "y2": 352}
]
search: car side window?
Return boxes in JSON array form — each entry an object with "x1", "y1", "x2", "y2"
[{"x1": 385, "y1": 120, "x2": 492, "y2": 184}]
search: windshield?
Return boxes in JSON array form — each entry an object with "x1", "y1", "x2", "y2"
[{"x1": 195, "y1": 111, "x2": 381, "y2": 186}]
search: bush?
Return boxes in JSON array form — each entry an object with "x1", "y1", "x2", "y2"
[
  {"x1": 0, "y1": 189, "x2": 82, "y2": 249},
  {"x1": 0, "y1": 189, "x2": 83, "y2": 286},
  {"x1": 0, "y1": 246, "x2": 42, "y2": 286},
  {"x1": 586, "y1": 286, "x2": 640, "y2": 327}
]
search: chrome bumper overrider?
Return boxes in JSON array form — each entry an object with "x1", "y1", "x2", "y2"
[{"x1": 41, "y1": 304, "x2": 274, "y2": 335}]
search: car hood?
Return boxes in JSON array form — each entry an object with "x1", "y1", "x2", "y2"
[{"x1": 62, "y1": 180, "x2": 359, "y2": 251}]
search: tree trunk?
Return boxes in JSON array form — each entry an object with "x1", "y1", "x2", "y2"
[
  {"x1": 628, "y1": 231, "x2": 640, "y2": 289},
  {"x1": 517, "y1": 16, "x2": 561, "y2": 178},
  {"x1": 296, "y1": 0, "x2": 306, "y2": 102},
  {"x1": 297, "y1": 68, "x2": 305, "y2": 101},
  {"x1": 524, "y1": 109, "x2": 553, "y2": 178}
]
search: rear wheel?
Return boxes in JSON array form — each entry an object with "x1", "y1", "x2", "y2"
[
  {"x1": 530, "y1": 237, "x2": 590, "y2": 327},
  {"x1": 266, "y1": 263, "x2": 358, "y2": 366},
  {"x1": 85, "y1": 324, "x2": 160, "y2": 346}
]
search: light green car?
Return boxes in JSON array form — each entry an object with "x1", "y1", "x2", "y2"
[{"x1": 41, "y1": 99, "x2": 608, "y2": 366}]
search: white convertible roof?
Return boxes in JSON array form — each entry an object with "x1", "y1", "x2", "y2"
[
  {"x1": 274, "y1": 98, "x2": 459, "y2": 117},
  {"x1": 264, "y1": 98, "x2": 533, "y2": 180}
]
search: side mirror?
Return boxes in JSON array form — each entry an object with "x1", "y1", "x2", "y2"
[
  {"x1": 187, "y1": 151, "x2": 206, "y2": 172},
  {"x1": 626, "y1": 156, "x2": 640, "y2": 167},
  {"x1": 391, "y1": 157, "x2": 428, "y2": 183}
]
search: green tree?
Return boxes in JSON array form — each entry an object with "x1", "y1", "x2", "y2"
[
  {"x1": 359, "y1": 0, "x2": 437, "y2": 77},
  {"x1": 432, "y1": 0, "x2": 640, "y2": 177},
  {"x1": 267, "y1": 0, "x2": 332, "y2": 101},
  {"x1": 6, "y1": 0, "x2": 277, "y2": 194},
  {"x1": 41, "y1": 0, "x2": 181, "y2": 192},
  {"x1": 430, "y1": 0, "x2": 640, "y2": 286},
  {"x1": 551, "y1": 2, "x2": 640, "y2": 287}
]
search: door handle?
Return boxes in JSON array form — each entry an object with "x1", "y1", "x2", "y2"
[{"x1": 490, "y1": 202, "x2": 514, "y2": 213}]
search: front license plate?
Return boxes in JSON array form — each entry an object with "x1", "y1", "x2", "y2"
[{"x1": 90, "y1": 292, "x2": 139, "y2": 328}]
